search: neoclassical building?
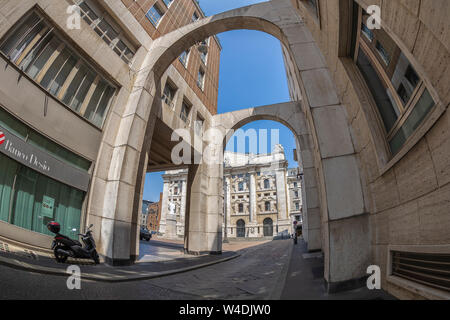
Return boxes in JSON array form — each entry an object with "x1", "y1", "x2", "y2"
[
  {"x1": 286, "y1": 167, "x2": 303, "y2": 228},
  {"x1": 159, "y1": 169, "x2": 188, "y2": 239},
  {"x1": 223, "y1": 146, "x2": 302, "y2": 239},
  {"x1": 159, "y1": 146, "x2": 303, "y2": 240}
]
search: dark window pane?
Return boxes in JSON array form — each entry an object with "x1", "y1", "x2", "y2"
[
  {"x1": 91, "y1": 85, "x2": 115, "y2": 127},
  {"x1": 25, "y1": 36, "x2": 61, "y2": 79},
  {"x1": 40, "y1": 47, "x2": 71, "y2": 89},
  {"x1": 70, "y1": 68, "x2": 96, "y2": 112},
  {"x1": 48, "y1": 55, "x2": 77, "y2": 96},
  {"x1": 389, "y1": 89, "x2": 435, "y2": 155},
  {"x1": 356, "y1": 49, "x2": 399, "y2": 132},
  {"x1": 18, "y1": 30, "x2": 52, "y2": 72},
  {"x1": 0, "y1": 13, "x2": 41, "y2": 58},
  {"x1": 62, "y1": 64, "x2": 88, "y2": 107},
  {"x1": 84, "y1": 80, "x2": 108, "y2": 122}
]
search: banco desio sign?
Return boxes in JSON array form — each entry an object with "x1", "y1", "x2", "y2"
[{"x1": 0, "y1": 126, "x2": 90, "y2": 192}]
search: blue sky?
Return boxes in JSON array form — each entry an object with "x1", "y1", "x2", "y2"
[{"x1": 143, "y1": 0, "x2": 295, "y2": 202}]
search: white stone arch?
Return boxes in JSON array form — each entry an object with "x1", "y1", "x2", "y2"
[
  {"x1": 90, "y1": 0, "x2": 369, "y2": 291},
  {"x1": 213, "y1": 101, "x2": 321, "y2": 253}
]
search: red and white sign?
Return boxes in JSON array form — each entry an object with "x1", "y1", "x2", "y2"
[{"x1": 0, "y1": 131, "x2": 5, "y2": 145}]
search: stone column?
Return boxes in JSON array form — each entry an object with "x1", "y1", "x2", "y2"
[
  {"x1": 275, "y1": 168, "x2": 290, "y2": 235},
  {"x1": 249, "y1": 171, "x2": 257, "y2": 223},
  {"x1": 178, "y1": 178, "x2": 187, "y2": 237},
  {"x1": 247, "y1": 171, "x2": 259, "y2": 237},
  {"x1": 158, "y1": 178, "x2": 170, "y2": 235},
  {"x1": 225, "y1": 176, "x2": 231, "y2": 237},
  {"x1": 275, "y1": 169, "x2": 288, "y2": 220}
]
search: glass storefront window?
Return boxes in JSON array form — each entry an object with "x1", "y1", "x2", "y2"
[
  {"x1": 0, "y1": 153, "x2": 84, "y2": 239},
  {"x1": 0, "y1": 154, "x2": 19, "y2": 223}
]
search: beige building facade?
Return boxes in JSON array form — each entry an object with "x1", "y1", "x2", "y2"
[
  {"x1": 223, "y1": 147, "x2": 300, "y2": 239},
  {"x1": 159, "y1": 147, "x2": 303, "y2": 240},
  {"x1": 0, "y1": 0, "x2": 448, "y2": 299}
]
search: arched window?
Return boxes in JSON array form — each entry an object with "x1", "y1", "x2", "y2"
[
  {"x1": 236, "y1": 219, "x2": 245, "y2": 238},
  {"x1": 265, "y1": 201, "x2": 271, "y2": 212},
  {"x1": 238, "y1": 203, "x2": 244, "y2": 213},
  {"x1": 264, "y1": 179, "x2": 270, "y2": 189},
  {"x1": 263, "y1": 218, "x2": 273, "y2": 237}
]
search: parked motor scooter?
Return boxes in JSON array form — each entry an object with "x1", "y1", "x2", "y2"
[{"x1": 47, "y1": 221, "x2": 100, "y2": 264}]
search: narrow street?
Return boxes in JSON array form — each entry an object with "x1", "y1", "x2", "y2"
[{"x1": 0, "y1": 240, "x2": 292, "y2": 300}]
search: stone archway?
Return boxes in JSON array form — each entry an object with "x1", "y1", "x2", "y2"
[
  {"x1": 213, "y1": 101, "x2": 321, "y2": 253},
  {"x1": 89, "y1": 0, "x2": 369, "y2": 290}
]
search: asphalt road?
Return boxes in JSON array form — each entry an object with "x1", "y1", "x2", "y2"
[{"x1": 0, "y1": 239, "x2": 292, "y2": 300}]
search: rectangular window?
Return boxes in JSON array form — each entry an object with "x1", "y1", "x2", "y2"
[
  {"x1": 353, "y1": 5, "x2": 436, "y2": 156},
  {"x1": 163, "y1": 0, "x2": 174, "y2": 7},
  {"x1": 0, "y1": 11, "x2": 117, "y2": 129},
  {"x1": 146, "y1": 5, "x2": 164, "y2": 27},
  {"x1": 180, "y1": 100, "x2": 191, "y2": 124},
  {"x1": 162, "y1": 81, "x2": 177, "y2": 108},
  {"x1": 179, "y1": 49, "x2": 189, "y2": 67},
  {"x1": 76, "y1": 0, "x2": 136, "y2": 64},
  {"x1": 197, "y1": 68, "x2": 205, "y2": 90},
  {"x1": 200, "y1": 50, "x2": 207, "y2": 65},
  {"x1": 192, "y1": 12, "x2": 199, "y2": 22},
  {"x1": 195, "y1": 114, "x2": 204, "y2": 136}
]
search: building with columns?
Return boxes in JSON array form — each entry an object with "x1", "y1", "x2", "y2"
[
  {"x1": 286, "y1": 167, "x2": 304, "y2": 229},
  {"x1": 159, "y1": 169, "x2": 188, "y2": 239},
  {"x1": 158, "y1": 145, "x2": 303, "y2": 240},
  {"x1": 223, "y1": 145, "x2": 302, "y2": 239}
]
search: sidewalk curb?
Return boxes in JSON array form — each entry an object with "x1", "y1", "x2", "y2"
[{"x1": 0, "y1": 252, "x2": 241, "y2": 283}]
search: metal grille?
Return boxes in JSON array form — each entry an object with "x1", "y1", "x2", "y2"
[{"x1": 392, "y1": 251, "x2": 450, "y2": 292}]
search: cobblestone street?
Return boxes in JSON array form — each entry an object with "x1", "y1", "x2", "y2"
[{"x1": 0, "y1": 240, "x2": 291, "y2": 300}]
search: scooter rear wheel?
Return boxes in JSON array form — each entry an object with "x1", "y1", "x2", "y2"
[{"x1": 54, "y1": 246, "x2": 68, "y2": 263}]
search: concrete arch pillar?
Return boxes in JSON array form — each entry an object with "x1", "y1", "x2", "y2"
[{"x1": 88, "y1": 0, "x2": 369, "y2": 290}]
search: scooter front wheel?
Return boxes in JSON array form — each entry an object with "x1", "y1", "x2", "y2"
[
  {"x1": 54, "y1": 246, "x2": 68, "y2": 263},
  {"x1": 93, "y1": 251, "x2": 100, "y2": 264}
]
